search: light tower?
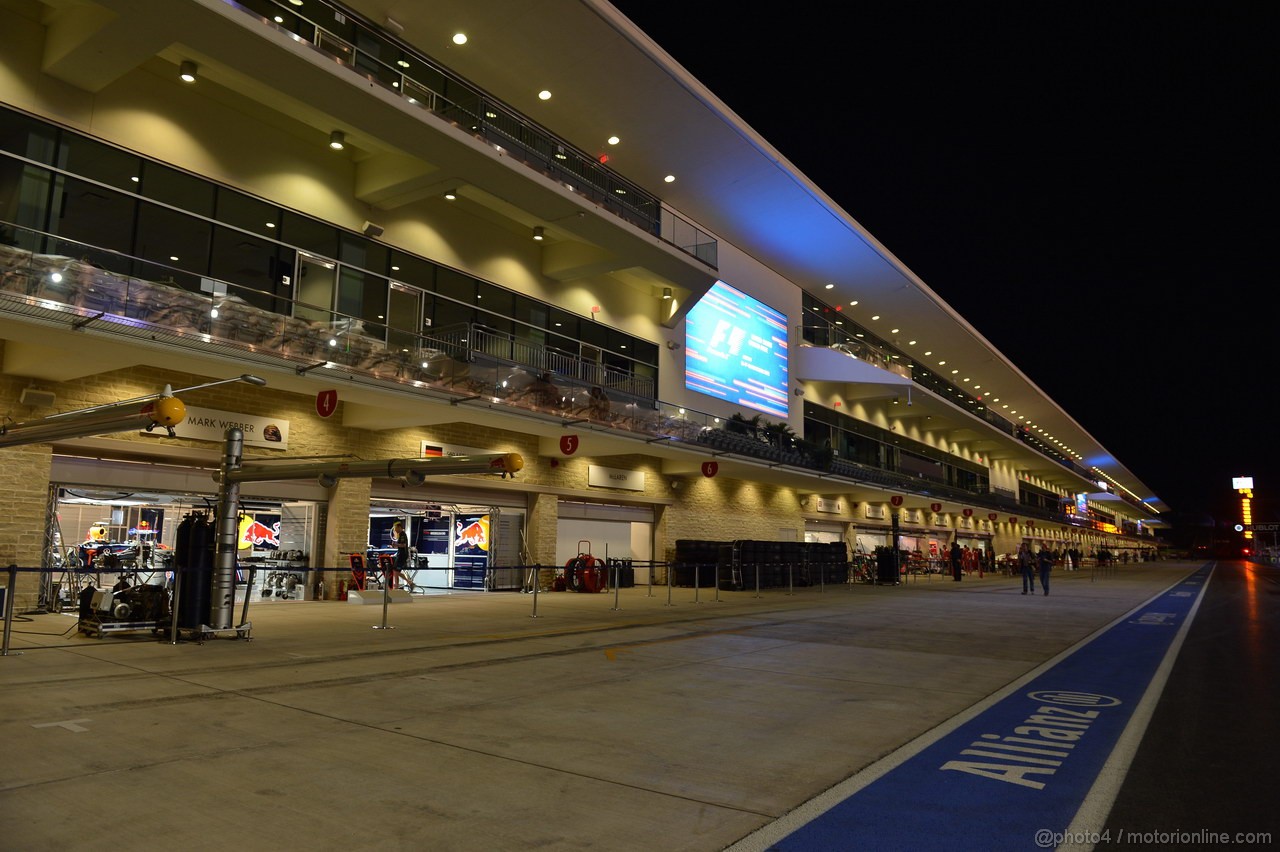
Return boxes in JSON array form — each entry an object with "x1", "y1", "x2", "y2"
[{"x1": 1233, "y1": 476, "x2": 1254, "y2": 543}]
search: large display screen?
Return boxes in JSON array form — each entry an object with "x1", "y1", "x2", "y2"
[{"x1": 685, "y1": 280, "x2": 789, "y2": 418}]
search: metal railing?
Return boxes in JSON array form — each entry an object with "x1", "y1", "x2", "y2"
[
  {"x1": 0, "y1": 224, "x2": 1126, "y2": 527},
  {"x1": 225, "y1": 0, "x2": 717, "y2": 268}
]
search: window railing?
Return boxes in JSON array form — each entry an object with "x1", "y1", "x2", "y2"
[
  {"x1": 800, "y1": 307, "x2": 1104, "y2": 478},
  {"x1": 223, "y1": 0, "x2": 717, "y2": 268},
  {"x1": 0, "y1": 224, "x2": 1136, "y2": 526}
]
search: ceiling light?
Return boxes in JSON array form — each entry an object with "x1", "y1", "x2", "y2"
[
  {"x1": 607, "y1": 136, "x2": 620, "y2": 145},
  {"x1": 329, "y1": 130, "x2": 345, "y2": 150},
  {"x1": 824, "y1": 284, "x2": 834, "y2": 290},
  {"x1": 453, "y1": 33, "x2": 468, "y2": 45},
  {"x1": 664, "y1": 175, "x2": 675, "y2": 183},
  {"x1": 662, "y1": 287, "x2": 672, "y2": 300},
  {"x1": 532, "y1": 226, "x2": 545, "y2": 241},
  {"x1": 444, "y1": 190, "x2": 457, "y2": 200},
  {"x1": 849, "y1": 300, "x2": 858, "y2": 306},
  {"x1": 538, "y1": 90, "x2": 552, "y2": 100},
  {"x1": 179, "y1": 61, "x2": 198, "y2": 83},
  {"x1": 870, "y1": 315, "x2": 880, "y2": 321}
]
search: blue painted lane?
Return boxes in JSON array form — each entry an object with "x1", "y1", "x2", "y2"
[{"x1": 769, "y1": 565, "x2": 1213, "y2": 851}]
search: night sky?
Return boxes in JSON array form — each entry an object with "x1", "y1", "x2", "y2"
[{"x1": 611, "y1": 1, "x2": 1275, "y2": 526}]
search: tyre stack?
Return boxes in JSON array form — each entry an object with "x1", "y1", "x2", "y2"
[{"x1": 673, "y1": 539, "x2": 718, "y2": 587}]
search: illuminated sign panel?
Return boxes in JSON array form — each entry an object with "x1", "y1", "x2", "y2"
[
  {"x1": 1232, "y1": 476, "x2": 1254, "y2": 490},
  {"x1": 684, "y1": 280, "x2": 789, "y2": 418}
]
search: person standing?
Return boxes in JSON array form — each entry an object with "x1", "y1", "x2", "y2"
[
  {"x1": 1037, "y1": 547, "x2": 1054, "y2": 596},
  {"x1": 1018, "y1": 543, "x2": 1035, "y2": 595},
  {"x1": 390, "y1": 520, "x2": 409, "y2": 589},
  {"x1": 950, "y1": 540, "x2": 963, "y2": 582}
]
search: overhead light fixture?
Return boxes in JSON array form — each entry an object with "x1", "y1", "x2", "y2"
[
  {"x1": 452, "y1": 33, "x2": 468, "y2": 45},
  {"x1": 662, "y1": 287, "x2": 672, "y2": 300},
  {"x1": 664, "y1": 175, "x2": 675, "y2": 183},
  {"x1": 607, "y1": 136, "x2": 620, "y2": 145},
  {"x1": 179, "y1": 61, "x2": 198, "y2": 83},
  {"x1": 538, "y1": 90, "x2": 552, "y2": 101},
  {"x1": 444, "y1": 189, "x2": 457, "y2": 200},
  {"x1": 532, "y1": 226, "x2": 545, "y2": 241},
  {"x1": 329, "y1": 130, "x2": 345, "y2": 150}
]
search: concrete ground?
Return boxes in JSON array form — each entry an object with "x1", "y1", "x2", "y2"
[{"x1": 0, "y1": 562, "x2": 1196, "y2": 851}]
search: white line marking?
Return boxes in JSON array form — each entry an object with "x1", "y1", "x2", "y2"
[
  {"x1": 32, "y1": 719, "x2": 93, "y2": 733},
  {"x1": 1059, "y1": 564, "x2": 1214, "y2": 851},
  {"x1": 723, "y1": 567, "x2": 1208, "y2": 852}
]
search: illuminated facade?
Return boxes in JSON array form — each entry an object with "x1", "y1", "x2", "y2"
[{"x1": 0, "y1": 0, "x2": 1166, "y2": 610}]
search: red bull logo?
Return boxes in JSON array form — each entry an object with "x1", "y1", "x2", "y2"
[
  {"x1": 240, "y1": 519, "x2": 281, "y2": 548},
  {"x1": 455, "y1": 518, "x2": 488, "y2": 550}
]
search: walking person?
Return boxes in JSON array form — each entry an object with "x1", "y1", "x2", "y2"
[
  {"x1": 1037, "y1": 546, "x2": 1054, "y2": 596},
  {"x1": 1018, "y1": 543, "x2": 1035, "y2": 595}
]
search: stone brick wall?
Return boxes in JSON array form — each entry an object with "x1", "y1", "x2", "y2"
[{"x1": 661, "y1": 474, "x2": 804, "y2": 559}]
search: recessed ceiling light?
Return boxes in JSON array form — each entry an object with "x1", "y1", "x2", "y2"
[
  {"x1": 824, "y1": 284, "x2": 834, "y2": 290},
  {"x1": 452, "y1": 33, "x2": 468, "y2": 45},
  {"x1": 870, "y1": 315, "x2": 880, "y2": 320},
  {"x1": 538, "y1": 90, "x2": 551, "y2": 100},
  {"x1": 849, "y1": 300, "x2": 858, "y2": 306},
  {"x1": 908, "y1": 340, "x2": 916, "y2": 345},
  {"x1": 397, "y1": 59, "x2": 410, "y2": 68},
  {"x1": 607, "y1": 136, "x2": 620, "y2": 145},
  {"x1": 664, "y1": 175, "x2": 675, "y2": 183},
  {"x1": 938, "y1": 360, "x2": 946, "y2": 365},
  {"x1": 890, "y1": 328, "x2": 899, "y2": 333}
]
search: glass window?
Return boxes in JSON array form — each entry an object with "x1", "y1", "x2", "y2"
[
  {"x1": 56, "y1": 135, "x2": 141, "y2": 192},
  {"x1": 434, "y1": 266, "x2": 474, "y2": 304},
  {"x1": 215, "y1": 188, "x2": 277, "y2": 236},
  {"x1": 388, "y1": 250, "x2": 436, "y2": 291},
  {"x1": 339, "y1": 232, "x2": 388, "y2": 273},
  {"x1": 0, "y1": 108, "x2": 57, "y2": 164},
  {"x1": 336, "y1": 266, "x2": 388, "y2": 339},
  {"x1": 135, "y1": 201, "x2": 212, "y2": 281},
  {"x1": 430, "y1": 297, "x2": 473, "y2": 330},
  {"x1": 139, "y1": 162, "x2": 214, "y2": 217},
  {"x1": 0, "y1": 160, "x2": 54, "y2": 233},
  {"x1": 280, "y1": 210, "x2": 338, "y2": 258},
  {"x1": 475, "y1": 279, "x2": 513, "y2": 316},
  {"x1": 386, "y1": 282, "x2": 419, "y2": 351},
  {"x1": 50, "y1": 175, "x2": 136, "y2": 257},
  {"x1": 209, "y1": 225, "x2": 280, "y2": 310},
  {"x1": 578, "y1": 319, "x2": 607, "y2": 350}
]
